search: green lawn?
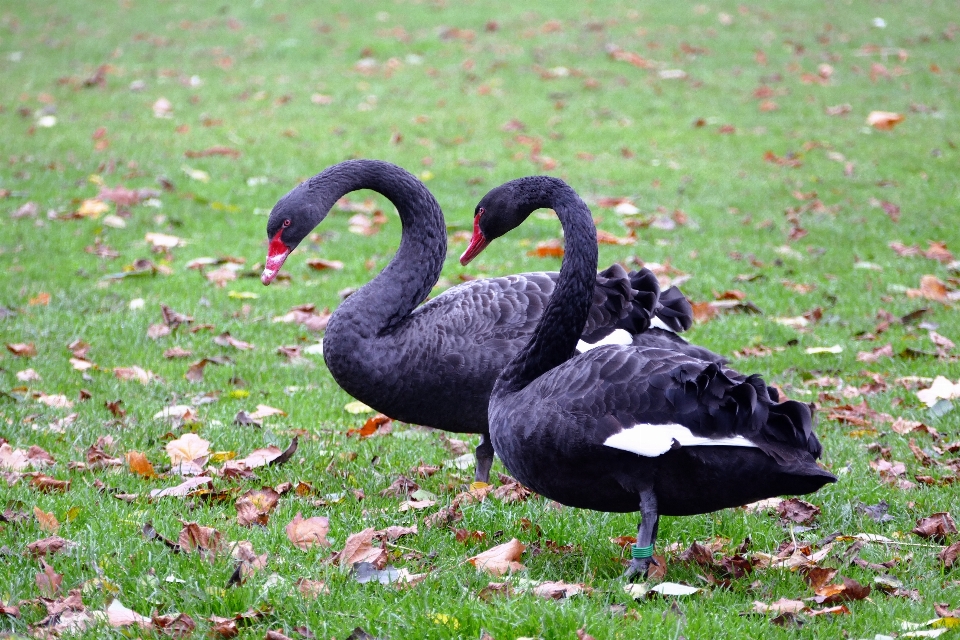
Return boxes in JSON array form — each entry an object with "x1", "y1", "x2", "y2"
[{"x1": 2, "y1": 0, "x2": 959, "y2": 638}]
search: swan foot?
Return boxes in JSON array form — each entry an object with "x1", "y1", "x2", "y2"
[
  {"x1": 474, "y1": 435, "x2": 494, "y2": 484},
  {"x1": 623, "y1": 556, "x2": 659, "y2": 582}
]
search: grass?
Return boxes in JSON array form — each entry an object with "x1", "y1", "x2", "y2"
[{"x1": 2, "y1": 0, "x2": 959, "y2": 637}]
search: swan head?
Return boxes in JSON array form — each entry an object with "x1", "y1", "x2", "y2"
[
  {"x1": 460, "y1": 177, "x2": 559, "y2": 265},
  {"x1": 262, "y1": 182, "x2": 325, "y2": 285}
]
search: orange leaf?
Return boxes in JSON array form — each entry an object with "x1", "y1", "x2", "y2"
[
  {"x1": 866, "y1": 111, "x2": 905, "y2": 130},
  {"x1": 29, "y1": 292, "x2": 50, "y2": 306},
  {"x1": 126, "y1": 451, "x2": 157, "y2": 477},
  {"x1": 34, "y1": 507, "x2": 60, "y2": 533},
  {"x1": 467, "y1": 538, "x2": 527, "y2": 575}
]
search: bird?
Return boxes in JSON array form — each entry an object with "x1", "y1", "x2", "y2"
[
  {"x1": 260, "y1": 160, "x2": 720, "y2": 483},
  {"x1": 463, "y1": 175, "x2": 836, "y2": 578}
]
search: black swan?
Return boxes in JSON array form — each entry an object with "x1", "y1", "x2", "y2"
[
  {"x1": 260, "y1": 160, "x2": 720, "y2": 483},
  {"x1": 465, "y1": 176, "x2": 836, "y2": 578}
]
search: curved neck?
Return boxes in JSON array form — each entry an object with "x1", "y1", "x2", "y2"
[
  {"x1": 308, "y1": 160, "x2": 446, "y2": 335},
  {"x1": 495, "y1": 178, "x2": 599, "y2": 394}
]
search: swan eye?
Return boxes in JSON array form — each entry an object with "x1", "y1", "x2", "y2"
[
  {"x1": 282, "y1": 219, "x2": 291, "y2": 228},
  {"x1": 476, "y1": 207, "x2": 485, "y2": 218}
]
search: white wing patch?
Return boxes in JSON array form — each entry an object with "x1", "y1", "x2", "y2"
[
  {"x1": 576, "y1": 328, "x2": 633, "y2": 353},
  {"x1": 650, "y1": 317, "x2": 674, "y2": 332},
  {"x1": 603, "y1": 423, "x2": 758, "y2": 457}
]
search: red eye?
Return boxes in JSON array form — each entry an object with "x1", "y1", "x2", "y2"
[
  {"x1": 282, "y1": 219, "x2": 291, "y2": 227},
  {"x1": 476, "y1": 207, "x2": 484, "y2": 218}
]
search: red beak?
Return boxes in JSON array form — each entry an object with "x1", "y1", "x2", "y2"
[
  {"x1": 459, "y1": 216, "x2": 489, "y2": 265},
  {"x1": 262, "y1": 230, "x2": 290, "y2": 285}
]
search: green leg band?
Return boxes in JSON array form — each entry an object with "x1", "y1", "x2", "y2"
[{"x1": 631, "y1": 544, "x2": 654, "y2": 559}]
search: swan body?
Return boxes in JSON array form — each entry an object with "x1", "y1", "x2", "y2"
[{"x1": 469, "y1": 176, "x2": 836, "y2": 577}]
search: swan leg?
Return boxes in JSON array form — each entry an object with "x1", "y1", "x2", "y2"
[
  {"x1": 474, "y1": 434, "x2": 494, "y2": 484},
  {"x1": 623, "y1": 488, "x2": 660, "y2": 581}
]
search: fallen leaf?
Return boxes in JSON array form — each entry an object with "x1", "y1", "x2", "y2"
[
  {"x1": 337, "y1": 528, "x2": 387, "y2": 568},
  {"x1": 306, "y1": 258, "x2": 344, "y2": 271},
  {"x1": 113, "y1": 366, "x2": 157, "y2": 384},
  {"x1": 912, "y1": 513, "x2": 957, "y2": 542},
  {"x1": 213, "y1": 332, "x2": 255, "y2": 350},
  {"x1": 126, "y1": 451, "x2": 157, "y2": 477},
  {"x1": 6, "y1": 342, "x2": 37, "y2": 357},
  {"x1": 0, "y1": 443, "x2": 55, "y2": 471},
  {"x1": 166, "y1": 433, "x2": 210, "y2": 466},
  {"x1": 106, "y1": 599, "x2": 153, "y2": 629},
  {"x1": 917, "y1": 377, "x2": 960, "y2": 407},
  {"x1": 468, "y1": 538, "x2": 526, "y2": 575},
  {"x1": 248, "y1": 404, "x2": 286, "y2": 420},
  {"x1": 777, "y1": 498, "x2": 821, "y2": 524},
  {"x1": 939, "y1": 541, "x2": 960, "y2": 567},
  {"x1": 867, "y1": 110, "x2": 905, "y2": 130},
  {"x1": 285, "y1": 513, "x2": 330, "y2": 550},
  {"x1": 34, "y1": 506, "x2": 59, "y2": 533},
  {"x1": 236, "y1": 488, "x2": 280, "y2": 527},
  {"x1": 36, "y1": 558, "x2": 63, "y2": 596},
  {"x1": 26, "y1": 536, "x2": 76, "y2": 558},
  {"x1": 149, "y1": 476, "x2": 213, "y2": 499},
  {"x1": 813, "y1": 576, "x2": 871, "y2": 604}
]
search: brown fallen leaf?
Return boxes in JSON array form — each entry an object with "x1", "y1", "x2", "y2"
[
  {"x1": 149, "y1": 476, "x2": 213, "y2": 499},
  {"x1": 113, "y1": 366, "x2": 158, "y2": 384},
  {"x1": 286, "y1": 513, "x2": 330, "y2": 550},
  {"x1": 306, "y1": 258, "x2": 345, "y2": 271},
  {"x1": 166, "y1": 433, "x2": 210, "y2": 464},
  {"x1": 379, "y1": 475, "x2": 419, "y2": 497},
  {"x1": 0, "y1": 443, "x2": 55, "y2": 471},
  {"x1": 236, "y1": 488, "x2": 280, "y2": 527},
  {"x1": 912, "y1": 512, "x2": 957, "y2": 542},
  {"x1": 163, "y1": 346, "x2": 193, "y2": 359},
  {"x1": 296, "y1": 578, "x2": 329, "y2": 598},
  {"x1": 777, "y1": 498, "x2": 821, "y2": 524},
  {"x1": 907, "y1": 275, "x2": 951, "y2": 303},
  {"x1": 753, "y1": 598, "x2": 809, "y2": 615},
  {"x1": 866, "y1": 111, "x2": 905, "y2": 130},
  {"x1": 26, "y1": 535, "x2": 76, "y2": 558},
  {"x1": 336, "y1": 528, "x2": 387, "y2": 568},
  {"x1": 531, "y1": 581, "x2": 589, "y2": 599},
  {"x1": 347, "y1": 414, "x2": 392, "y2": 438},
  {"x1": 939, "y1": 541, "x2": 960, "y2": 568},
  {"x1": 126, "y1": 451, "x2": 157, "y2": 477},
  {"x1": 468, "y1": 538, "x2": 526, "y2": 575},
  {"x1": 247, "y1": 404, "x2": 286, "y2": 421},
  {"x1": 30, "y1": 474, "x2": 71, "y2": 492},
  {"x1": 813, "y1": 576, "x2": 871, "y2": 604},
  {"x1": 34, "y1": 506, "x2": 59, "y2": 533},
  {"x1": 213, "y1": 332, "x2": 255, "y2": 350},
  {"x1": 178, "y1": 522, "x2": 224, "y2": 558},
  {"x1": 36, "y1": 558, "x2": 63, "y2": 596},
  {"x1": 152, "y1": 613, "x2": 196, "y2": 636},
  {"x1": 527, "y1": 240, "x2": 565, "y2": 258},
  {"x1": 106, "y1": 599, "x2": 153, "y2": 629},
  {"x1": 6, "y1": 342, "x2": 37, "y2": 357}
]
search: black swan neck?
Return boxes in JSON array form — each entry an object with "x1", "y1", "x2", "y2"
[
  {"x1": 494, "y1": 177, "x2": 599, "y2": 395},
  {"x1": 311, "y1": 160, "x2": 447, "y2": 335}
]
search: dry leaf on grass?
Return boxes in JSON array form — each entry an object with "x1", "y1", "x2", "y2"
[
  {"x1": 247, "y1": 404, "x2": 286, "y2": 420},
  {"x1": 866, "y1": 110, "x2": 905, "y2": 130},
  {"x1": 236, "y1": 488, "x2": 280, "y2": 526},
  {"x1": 149, "y1": 476, "x2": 213, "y2": 499},
  {"x1": 126, "y1": 451, "x2": 157, "y2": 477},
  {"x1": 777, "y1": 498, "x2": 821, "y2": 524},
  {"x1": 286, "y1": 513, "x2": 330, "y2": 550},
  {"x1": 165, "y1": 433, "x2": 210, "y2": 465},
  {"x1": 34, "y1": 506, "x2": 59, "y2": 533},
  {"x1": 26, "y1": 536, "x2": 76, "y2": 558},
  {"x1": 912, "y1": 512, "x2": 957, "y2": 542},
  {"x1": 467, "y1": 538, "x2": 526, "y2": 575},
  {"x1": 0, "y1": 443, "x2": 55, "y2": 471},
  {"x1": 36, "y1": 558, "x2": 63, "y2": 596},
  {"x1": 106, "y1": 599, "x2": 152, "y2": 629},
  {"x1": 337, "y1": 528, "x2": 387, "y2": 568},
  {"x1": 113, "y1": 366, "x2": 158, "y2": 384}
]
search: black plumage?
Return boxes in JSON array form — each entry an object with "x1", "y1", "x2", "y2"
[
  {"x1": 472, "y1": 176, "x2": 836, "y2": 578},
  {"x1": 260, "y1": 160, "x2": 721, "y2": 483}
]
